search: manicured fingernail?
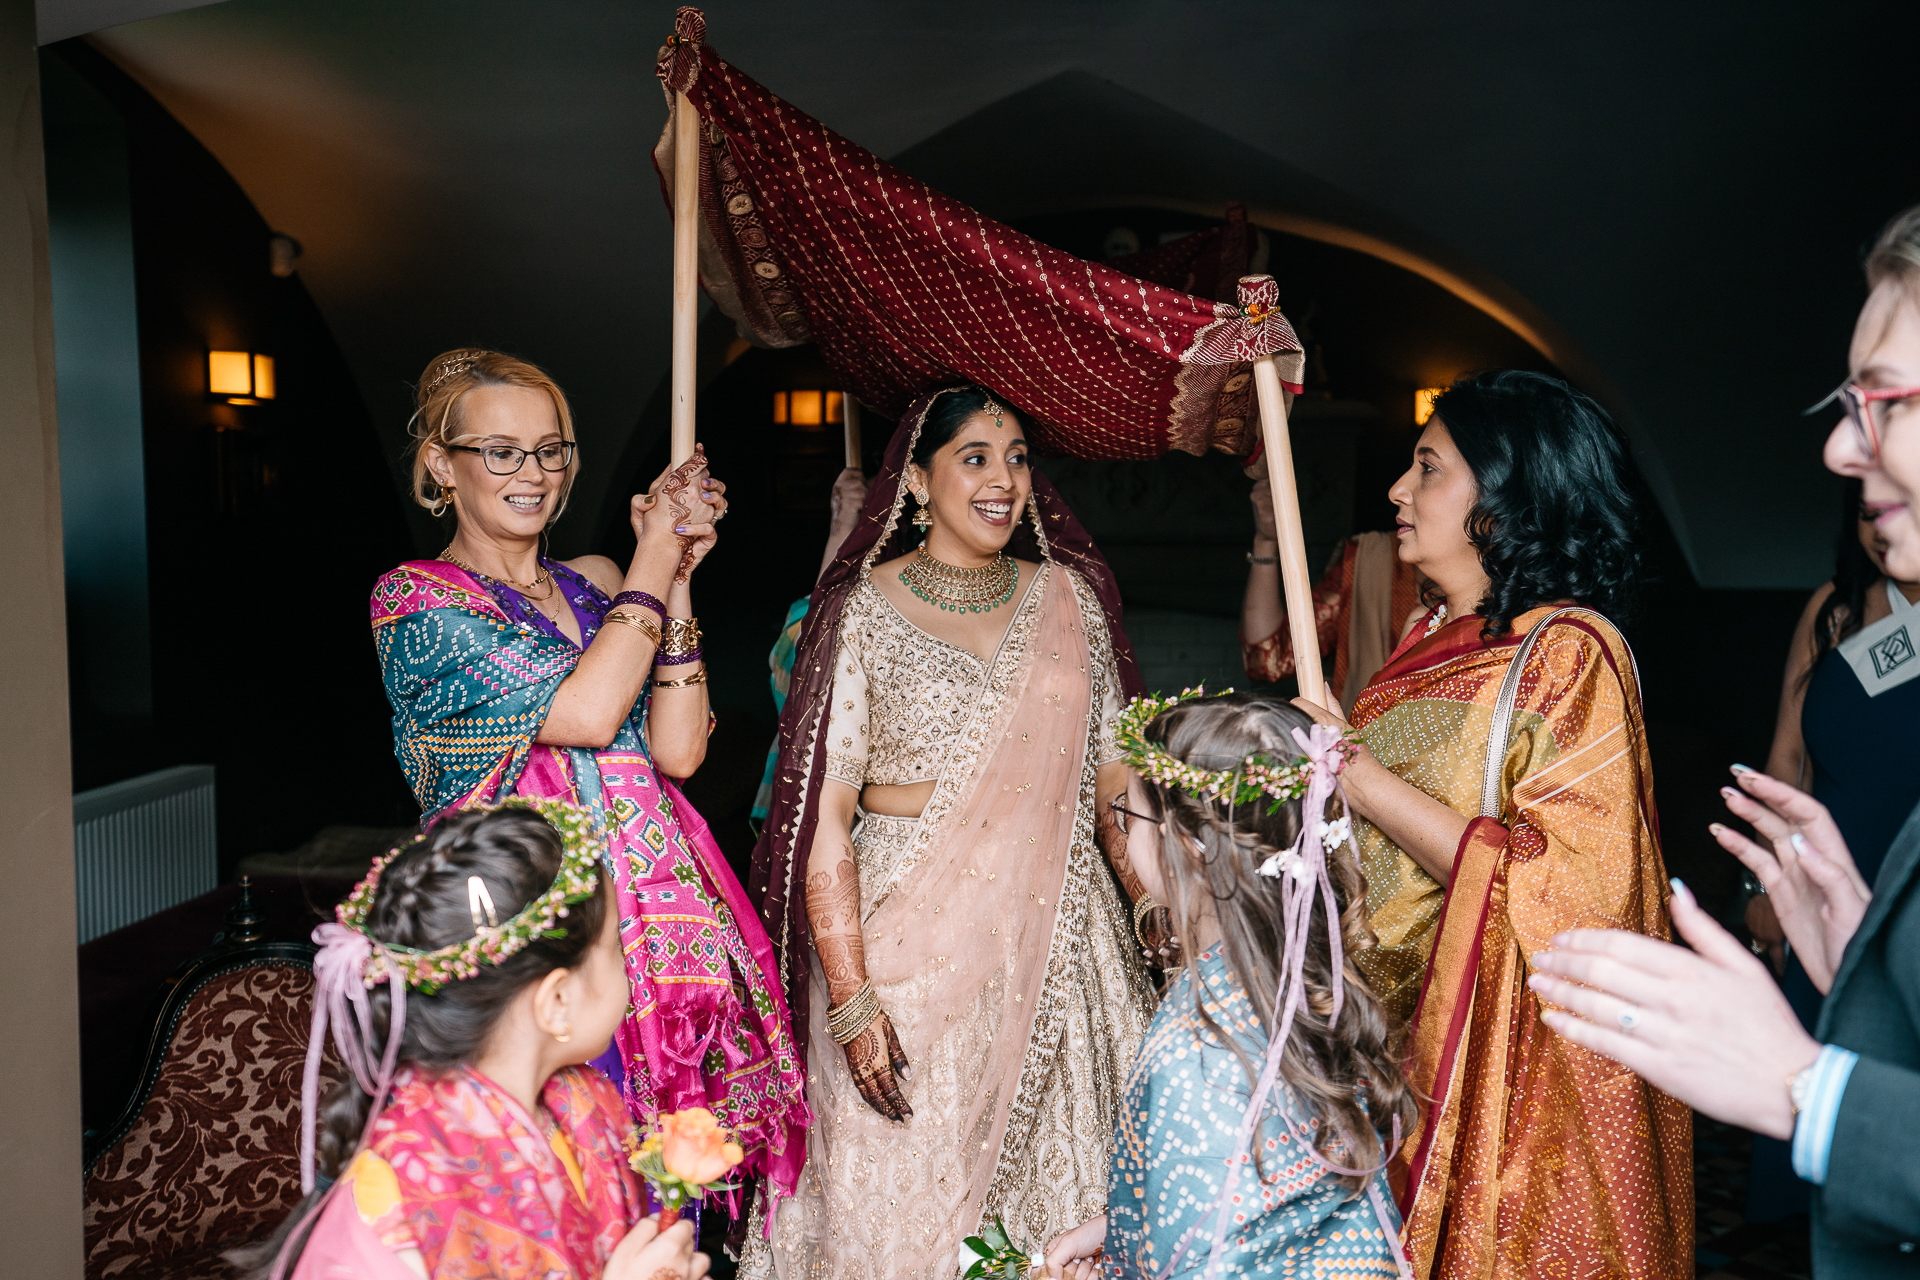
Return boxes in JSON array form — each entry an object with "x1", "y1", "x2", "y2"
[
  {"x1": 1730, "y1": 763, "x2": 1755, "y2": 774},
  {"x1": 1527, "y1": 973, "x2": 1547, "y2": 990},
  {"x1": 1670, "y1": 877, "x2": 1695, "y2": 905},
  {"x1": 674, "y1": 526, "x2": 688, "y2": 534},
  {"x1": 1720, "y1": 787, "x2": 1739, "y2": 800}
]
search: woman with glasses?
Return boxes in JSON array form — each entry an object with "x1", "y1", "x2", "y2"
[
  {"x1": 1290, "y1": 370, "x2": 1691, "y2": 1280},
  {"x1": 1742, "y1": 478, "x2": 1920, "y2": 1221},
  {"x1": 1529, "y1": 204, "x2": 1920, "y2": 1279},
  {"x1": 368, "y1": 349, "x2": 810, "y2": 1209}
]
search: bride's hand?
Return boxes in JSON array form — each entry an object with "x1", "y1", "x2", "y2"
[{"x1": 844, "y1": 1010, "x2": 912, "y2": 1122}]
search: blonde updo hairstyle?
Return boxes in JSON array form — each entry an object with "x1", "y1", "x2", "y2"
[
  {"x1": 409, "y1": 348, "x2": 580, "y2": 525},
  {"x1": 1868, "y1": 205, "x2": 1920, "y2": 294}
]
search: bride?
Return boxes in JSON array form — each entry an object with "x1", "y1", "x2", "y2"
[{"x1": 744, "y1": 385, "x2": 1159, "y2": 1278}]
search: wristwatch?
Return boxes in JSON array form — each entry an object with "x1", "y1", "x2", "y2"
[{"x1": 1788, "y1": 1060, "x2": 1818, "y2": 1115}]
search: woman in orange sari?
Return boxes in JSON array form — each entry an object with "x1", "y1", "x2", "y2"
[{"x1": 1294, "y1": 371, "x2": 1692, "y2": 1279}]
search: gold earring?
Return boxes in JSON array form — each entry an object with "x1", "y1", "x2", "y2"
[
  {"x1": 553, "y1": 1024, "x2": 572, "y2": 1045},
  {"x1": 912, "y1": 490, "x2": 932, "y2": 530},
  {"x1": 431, "y1": 482, "x2": 457, "y2": 517}
]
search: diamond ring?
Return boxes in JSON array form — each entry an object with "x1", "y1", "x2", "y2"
[{"x1": 1617, "y1": 1006, "x2": 1642, "y2": 1033}]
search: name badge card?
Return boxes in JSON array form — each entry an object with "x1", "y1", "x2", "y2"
[{"x1": 1840, "y1": 579, "x2": 1920, "y2": 698}]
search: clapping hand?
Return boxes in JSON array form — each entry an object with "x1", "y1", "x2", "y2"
[
  {"x1": 1710, "y1": 766, "x2": 1871, "y2": 993},
  {"x1": 1528, "y1": 879, "x2": 1820, "y2": 1141}
]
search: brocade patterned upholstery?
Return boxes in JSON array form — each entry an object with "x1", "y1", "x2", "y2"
[{"x1": 84, "y1": 959, "x2": 340, "y2": 1280}]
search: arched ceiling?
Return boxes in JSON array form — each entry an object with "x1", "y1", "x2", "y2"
[{"x1": 49, "y1": 0, "x2": 1920, "y2": 587}]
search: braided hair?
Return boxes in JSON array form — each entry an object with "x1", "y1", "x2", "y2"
[
  {"x1": 1137, "y1": 693, "x2": 1414, "y2": 1191},
  {"x1": 239, "y1": 808, "x2": 610, "y2": 1277}
]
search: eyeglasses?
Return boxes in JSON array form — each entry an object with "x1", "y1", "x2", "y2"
[
  {"x1": 1107, "y1": 794, "x2": 1159, "y2": 835},
  {"x1": 447, "y1": 441, "x2": 575, "y2": 475},
  {"x1": 1809, "y1": 381, "x2": 1920, "y2": 460}
]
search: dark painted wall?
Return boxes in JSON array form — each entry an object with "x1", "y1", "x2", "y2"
[{"x1": 48, "y1": 42, "x2": 418, "y2": 871}]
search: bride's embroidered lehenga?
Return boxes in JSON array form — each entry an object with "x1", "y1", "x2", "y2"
[{"x1": 743, "y1": 390, "x2": 1156, "y2": 1279}]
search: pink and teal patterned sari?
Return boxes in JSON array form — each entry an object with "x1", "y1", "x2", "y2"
[{"x1": 370, "y1": 559, "x2": 808, "y2": 1200}]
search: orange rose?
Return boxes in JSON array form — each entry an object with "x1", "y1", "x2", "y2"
[{"x1": 655, "y1": 1107, "x2": 745, "y2": 1186}]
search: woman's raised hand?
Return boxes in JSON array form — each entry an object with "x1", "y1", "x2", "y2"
[
  {"x1": 602, "y1": 1215, "x2": 709, "y2": 1280},
  {"x1": 1710, "y1": 766, "x2": 1871, "y2": 993},
  {"x1": 629, "y1": 447, "x2": 729, "y2": 582},
  {"x1": 1249, "y1": 476, "x2": 1277, "y2": 541}
]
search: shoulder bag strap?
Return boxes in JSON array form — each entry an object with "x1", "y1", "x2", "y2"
[{"x1": 1478, "y1": 606, "x2": 1588, "y2": 819}]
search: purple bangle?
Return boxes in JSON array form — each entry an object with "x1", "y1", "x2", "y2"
[
  {"x1": 612, "y1": 590, "x2": 667, "y2": 620},
  {"x1": 655, "y1": 648, "x2": 703, "y2": 666}
]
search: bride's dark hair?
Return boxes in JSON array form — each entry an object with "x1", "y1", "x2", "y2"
[
  {"x1": 1138, "y1": 692, "x2": 1415, "y2": 1192},
  {"x1": 909, "y1": 384, "x2": 1019, "y2": 469}
]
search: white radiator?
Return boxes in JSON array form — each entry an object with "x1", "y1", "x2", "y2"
[{"x1": 73, "y1": 765, "x2": 216, "y2": 945}]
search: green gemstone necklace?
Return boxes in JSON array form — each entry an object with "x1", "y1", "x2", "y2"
[{"x1": 900, "y1": 545, "x2": 1017, "y2": 613}]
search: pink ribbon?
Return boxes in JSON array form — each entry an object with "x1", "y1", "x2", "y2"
[
  {"x1": 1160, "y1": 723, "x2": 1411, "y2": 1280},
  {"x1": 300, "y1": 922, "x2": 408, "y2": 1197}
]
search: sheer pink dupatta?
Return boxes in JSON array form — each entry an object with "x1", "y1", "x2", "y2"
[{"x1": 848, "y1": 567, "x2": 1093, "y2": 1253}]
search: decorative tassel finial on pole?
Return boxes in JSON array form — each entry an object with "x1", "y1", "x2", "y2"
[{"x1": 1239, "y1": 275, "x2": 1326, "y2": 707}]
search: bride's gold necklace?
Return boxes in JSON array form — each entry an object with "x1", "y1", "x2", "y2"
[
  {"x1": 440, "y1": 545, "x2": 554, "y2": 600},
  {"x1": 900, "y1": 545, "x2": 1017, "y2": 614}
]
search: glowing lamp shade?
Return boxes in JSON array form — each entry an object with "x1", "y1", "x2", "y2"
[
  {"x1": 209, "y1": 350, "x2": 276, "y2": 401},
  {"x1": 208, "y1": 350, "x2": 252, "y2": 396},
  {"x1": 788, "y1": 389, "x2": 824, "y2": 426},
  {"x1": 1414, "y1": 387, "x2": 1445, "y2": 426},
  {"x1": 772, "y1": 391, "x2": 788, "y2": 424},
  {"x1": 824, "y1": 390, "x2": 843, "y2": 422}
]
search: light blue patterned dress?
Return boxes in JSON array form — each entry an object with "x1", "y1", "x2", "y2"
[{"x1": 1104, "y1": 946, "x2": 1402, "y2": 1279}]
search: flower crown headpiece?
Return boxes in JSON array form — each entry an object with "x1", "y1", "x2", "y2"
[
  {"x1": 336, "y1": 796, "x2": 606, "y2": 994},
  {"x1": 1114, "y1": 687, "x2": 1357, "y2": 814}
]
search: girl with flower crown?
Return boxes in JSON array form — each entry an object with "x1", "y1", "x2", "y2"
[
  {"x1": 1042, "y1": 692, "x2": 1416, "y2": 1280},
  {"x1": 244, "y1": 802, "x2": 709, "y2": 1280}
]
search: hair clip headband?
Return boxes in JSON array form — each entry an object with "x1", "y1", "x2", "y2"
[
  {"x1": 422, "y1": 349, "x2": 488, "y2": 398},
  {"x1": 333, "y1": 796, "x2": 606, "y2": 995}
]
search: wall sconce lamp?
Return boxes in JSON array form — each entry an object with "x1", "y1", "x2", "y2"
[
  {"x1": 773, "y1": 389, "x2": 842, "y2": 429},
  {"x1": 1414, "y1": 386, "x2": 1445, "y2": 427},
  {"x1": 210, "y1": 350, "x2": 275, "y2": 404}
]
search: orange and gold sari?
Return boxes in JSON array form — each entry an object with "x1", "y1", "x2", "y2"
[{"x1": 1349, "y1": 605, "x2": 1692, "y2": 1280}]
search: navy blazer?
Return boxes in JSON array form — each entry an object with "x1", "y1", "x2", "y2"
[{"x1": 1812, "y1": 799, "x2": 1920, "y2": 1274}]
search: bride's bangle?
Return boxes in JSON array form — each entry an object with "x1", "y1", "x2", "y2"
[{"x1": 827, "y1": 980, "x2": 882, "y2": 1044}]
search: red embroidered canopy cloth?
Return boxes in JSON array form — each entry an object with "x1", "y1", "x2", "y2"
[{"x1": 653, "y1": 8, "x2": 1303, "y2": 461}]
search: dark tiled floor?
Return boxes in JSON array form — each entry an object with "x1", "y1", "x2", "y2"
[{"x1": 1695, "y1": 1117, "x2": 1811, "y2": 1280}]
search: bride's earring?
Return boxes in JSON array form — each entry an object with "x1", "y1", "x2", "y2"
[{"x1": 912, "y1": 489, "x2": 933, "y2": 530}]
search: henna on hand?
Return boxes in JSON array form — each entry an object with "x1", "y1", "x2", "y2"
[
  {"x1": 805, "y1": 851, "x2": 868, "y2": 998},
  {"x1": 657, "y1": 444, "x2": 709, "y2": 583},
  {"x1": 1095, "y1": 788, "x2": 1150, "y2": 903},
  {"x1": 845, "y1": 1010, "x2": 912, "y2": 1120}
]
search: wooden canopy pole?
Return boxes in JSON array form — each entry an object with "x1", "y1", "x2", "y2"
[
  {"x1": 669, "y1": 90, "x2": 700, "y2": 467},
  {"x1": 841, "y1": 392, "x2": 861, "y2": 470},
  {"x1": 1251, "y1": 355, "x2": 1327, "y2": 707}
]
